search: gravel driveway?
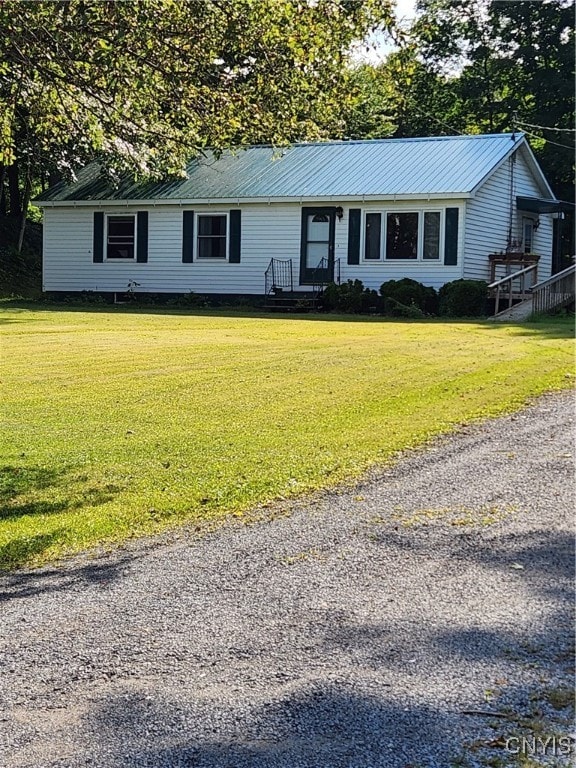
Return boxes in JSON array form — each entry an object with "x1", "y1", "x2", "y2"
[{"x1": 1, "y1": 391, "x2": 574, "y2": 768}]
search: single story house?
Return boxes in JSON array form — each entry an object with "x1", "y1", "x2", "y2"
[{"x1": 36, "y1": 132, "x2": 562, "y2": 298}]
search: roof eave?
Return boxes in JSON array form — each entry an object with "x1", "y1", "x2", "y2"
[
  {"x1": 36, "y1": 192, "x2": 472, "y2": 207},
  {"x1": 469, "y1": 134, "x2": 556, "y2": 201}
]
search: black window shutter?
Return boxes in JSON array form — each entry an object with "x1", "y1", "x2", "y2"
[
  {"x1": 229, "y1": 209, "x2": 241, "y2": 263},
  {"x1": 182, "y1": 210, "x2": 194, "y2": 263},
  {"x1": 347, "y1": 208, "x2": 361, "y2": 265},
  {"x1": 93, "y1": 212, "x2": 104, "y2": 262},
  {"x1": 444, "y1": 208, "x2": 459, "y2": 266},
  {"x1": 136, "y1": 211, "x2": 148, "y2": 263}
]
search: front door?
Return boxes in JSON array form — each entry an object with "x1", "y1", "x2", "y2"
[{"x1": 299, "y1": 207, "x2": 336, "y2": 285}]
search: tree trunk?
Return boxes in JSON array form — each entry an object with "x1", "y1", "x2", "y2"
[
  {"x1": 16, "y1": 172, "x2": 32, "y2": 253},
  {"x1": 7, "y1": 163, "x2": 21, "y2": 218},
  {"x1": 0, "y1": 165, "x2": 6, "y2": 216},
  {"x1": 48, "y1": 170, "x2": 62, "y2": 188}
]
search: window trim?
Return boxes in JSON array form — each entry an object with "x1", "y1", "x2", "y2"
[
  {"x1": 104, "y1": 213, "x2": 137, "y2": 261},
  {"x1": 360, "y1": 208, "x2": 446, "y2": 263},
  {"x1": 522, "y1": 215, "x2": 536, "y2": 255},
  {"x1": 421, "y1": 210, "x2": 443, "y2": 261},
  {"x1": 195, "y1": 211, "x2": 229, "y2": 261}
]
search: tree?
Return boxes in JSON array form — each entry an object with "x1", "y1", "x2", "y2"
[
  {"x1": 0, "y1": 0, "x2": 395, "y2": 243},
  {"x1": 340, "y1": 64, "x2": 396, "y2": 140},
  {"x1": 410, "y1": 0, "x2": 575, "y2": 200}
]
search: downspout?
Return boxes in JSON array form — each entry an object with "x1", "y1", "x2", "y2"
[
  {"x1": 507, "y1": 152, "x2": 516, "y2": 251},
  {"x1": 554, "y1": 212, "x2": 563, "y2": 275}
]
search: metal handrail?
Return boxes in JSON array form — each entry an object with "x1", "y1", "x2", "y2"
[
  {"x1": 265, "y1": 258, "x2": 293, "y2": 296},
  {"x1": 334, "y1": 258, "x2": 341, "y2": 285},
  {"x1": 311, "y1": 257, "x2": 329, "y2": 296}
]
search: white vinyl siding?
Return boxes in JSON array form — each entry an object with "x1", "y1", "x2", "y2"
[
  {"x1": 42, "y1": 201, "x2": 464, "y2": 295},
  {"x1": 463, "y1": 148, "x2": 553, "y2": 283},
  {"x1": 42, "y1": 157, "x2": 551, "y2": 296},
  {"x1": 43, "y1": 204, "x2": 302, "y2": 295}
]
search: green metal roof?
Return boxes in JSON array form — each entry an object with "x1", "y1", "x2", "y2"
[{"x1": 36, "y1": 133, "x2": 545, "y2": 204}]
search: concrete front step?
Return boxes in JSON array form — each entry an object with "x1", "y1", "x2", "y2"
[{"x1": 489, "y1": 298, "x2": 534, "y2": 322}]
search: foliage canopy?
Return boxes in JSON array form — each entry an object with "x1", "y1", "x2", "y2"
[{"x1": 0, "y1": 0, "x2": 393, "y2": 181}]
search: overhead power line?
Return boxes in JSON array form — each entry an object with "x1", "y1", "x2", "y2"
[
  {"x1": 516, "y1": 119, "x2": 576, "y2": 134},
  {"x1": 521, "y1": 127, "x2": 575, "y2": 151}
]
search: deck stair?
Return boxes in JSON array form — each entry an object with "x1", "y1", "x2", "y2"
[
  {"x1": 489, "y1": 296, "x2": 535, "y2": 322},
  {"x1": 263, "y1": 293, "x2": 315, "y2": 311},
  {"x1": 489, "y1": 263, "x2": 575, "y2": 321},
  {"x1": 531, "y1": 264, "x2": 575, "y2": 315}
]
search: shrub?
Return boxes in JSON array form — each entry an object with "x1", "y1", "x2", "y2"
[
  {"x1": 166, "y1": 291, "x2": 210, "y2": 308},
  {"x1": 320, "y1": 280, "x2": 379, "y2": 313},
  {"x1": 382, "y1": 297, "x2": 426, "y2": 319},
  {"x1": 379, "y1": 278, "x2": 437, "y2": 314},
  {"x1": 438, "y1": 279, "x2": 489, "y2": 317}
]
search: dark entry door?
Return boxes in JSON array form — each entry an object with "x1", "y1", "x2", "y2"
[{"x1": 299, "y1": 207, "x2": 336, "y2": 285}]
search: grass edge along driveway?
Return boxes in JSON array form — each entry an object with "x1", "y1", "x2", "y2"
[{"x1": 1, "y1": 306, "x2": 574, "y2": 569}]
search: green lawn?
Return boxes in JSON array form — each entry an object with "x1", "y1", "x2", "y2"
[{"x1": 1, "y1": 305, "x2": 574, "y2": 569}]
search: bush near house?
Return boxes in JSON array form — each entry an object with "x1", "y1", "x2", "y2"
[
  {"x1": 439, "y1": 279, "x2": 489, "y2": 317},
  {"x1": 320, "y1": 278, "x2": 490, "y2": 318},
  {"x1": 321, "y1": 280, "x2": 379, "y2": 314},
  {"x1": 380, "y1": 296, "x2": 426, "y2": 319},
  {"x1": 379, "y1": 278, "x2": 438, "y2": 315}
]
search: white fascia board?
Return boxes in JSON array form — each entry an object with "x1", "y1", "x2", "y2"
[
  {"x1": 469, "y1": 135, "x2": 556, "y2": 201},
  {"x1": 468, "y1": 135, "x2": 523, "y2": 197},
  {"x1": 517, "y1": 141, "x2": 556, "y2": 200},
  {"x1": 36, "y1": 192, "x2": 472, "y2": 208}
]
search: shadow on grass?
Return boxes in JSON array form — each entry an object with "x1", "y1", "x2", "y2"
[
  {"x1": 2, "y1": 298, "x2": 574, "y2": 338},
  {"x1": 482, "y1": 317, "x2": 575, "y2": 341},
  {"x1": 0, "y1": 465, "x2": 119, "y2": 522},
  {"x1": 0, "y1": 531, "x2": 66, "y2": 574},
  {"x1": 0, "y1": 465, "x2": 60, "y2": 502},
  {"x1": 0, "y1": 463, "x2": 123, "y2": 570}
]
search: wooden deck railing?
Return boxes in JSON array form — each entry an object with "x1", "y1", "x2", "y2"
[
  {"x1": 531, "y1": 264, "x2": 576, "y2": 315},
  {"x1": 488, "y1": 264, "x2": 538, "y2": 316}
]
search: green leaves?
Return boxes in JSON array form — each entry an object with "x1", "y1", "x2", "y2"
[
  {"x1": 406, "y1": 0, "x2": 575, "y2": 199},
  {"x1": 0, "y1": 0, "x2": 395, "y2": 182}
]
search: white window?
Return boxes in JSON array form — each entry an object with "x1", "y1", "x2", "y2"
[
  {"x1": 106, "y1": 215, "x2": 136, "y2": 260},
  {"x1": 362, "y1": 209, "x2": 443, "y2": 262},
  {"x1": 197, "y1": 214, "x2": 228, "y2": 259},
  {"x1": 422, "y1": 211, "x2": 441, "y2": 260},
  {"x1": 522, "y1": 217, "x2": 535, "y2": 254}
]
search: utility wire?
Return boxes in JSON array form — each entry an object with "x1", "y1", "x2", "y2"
[
  {"x1": 521, "y1": 127, "x2": 575, "y2": 151},
  {"x1": 413, "y1": 109, "x2": 465, "y2": 135},
  {"x1": 516, "y1": 120, "x2": 576, "y2": 134},
  {"x1": 406, "y1": 98, "x2": 465, "y2": 135}
]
